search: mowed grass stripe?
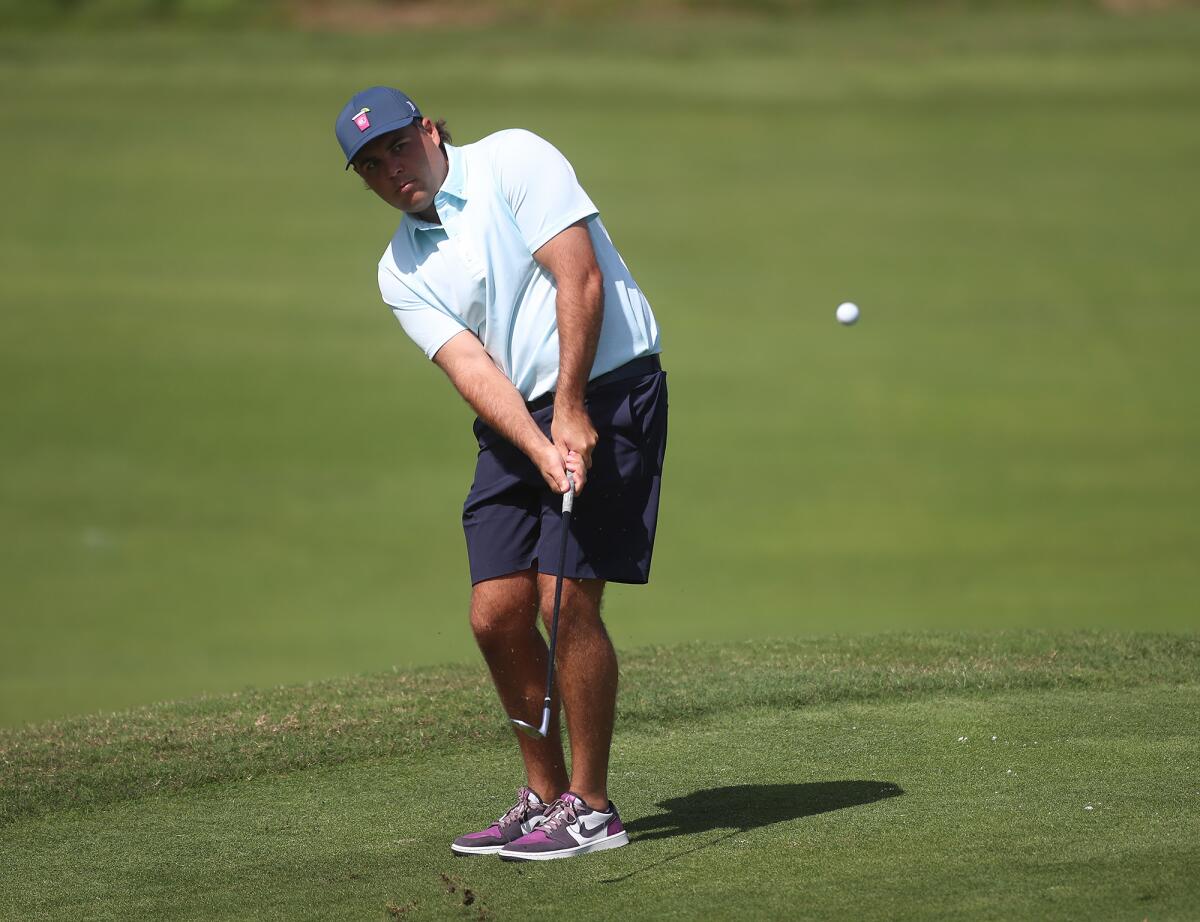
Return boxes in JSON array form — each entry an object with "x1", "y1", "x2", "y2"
[
  {"x1": 2, "y1": 632, "x2": 1196, "y2": 827},
  {"x1": 2, "y1": 683, "x2": 1196, "y2": 921}
]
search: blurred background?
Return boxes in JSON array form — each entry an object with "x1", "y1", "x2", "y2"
[{"x1": 2, "y1": 0, "x2": 1197, "y2": 727}]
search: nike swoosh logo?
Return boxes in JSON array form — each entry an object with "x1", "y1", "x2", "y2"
[{"x1": 576, "y1": 816, "x2": 611, "y2": 839}]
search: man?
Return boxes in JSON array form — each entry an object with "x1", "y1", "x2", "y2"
[{"x1": 334, "y1": 87, "x2": 667, "y2": 862}]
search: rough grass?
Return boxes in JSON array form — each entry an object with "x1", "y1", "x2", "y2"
[
  {"x1": 2, "y1": 632, "x2": 1198, "y2": 920},
  {"x1": 3, "y1": 631, "x2": 1196, "y2": 827}
]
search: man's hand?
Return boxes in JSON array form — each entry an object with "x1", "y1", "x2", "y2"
[
  {"x1": 532, "y1": 442, "x2": 586, "y2": 496},
  {"x1": 551, "y1": 403, "x2": 598, "y2": 472}
]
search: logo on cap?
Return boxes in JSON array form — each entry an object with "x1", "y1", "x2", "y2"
[{"x1": 352, "y1": 107, "x2": 371, "y2": 132}]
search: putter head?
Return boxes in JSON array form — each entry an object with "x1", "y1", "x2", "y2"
[{"x1": 509, "y1": 705, "x2": 551, "y2": 739}]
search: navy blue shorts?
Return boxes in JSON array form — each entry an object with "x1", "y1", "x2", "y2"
[{"x1": 463, "y1": 357, "x2": 668, "y2": 585}]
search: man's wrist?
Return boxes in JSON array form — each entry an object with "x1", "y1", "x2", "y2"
[
  {"x1": 553, "y1": 386, "x2": 587, "y2": 413},
  {"x1": 513, "y1": 421, "x2": 554, "y2": 459}
]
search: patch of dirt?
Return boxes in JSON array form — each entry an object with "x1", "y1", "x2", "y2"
[{"x1": 439, "y1": 872, "x2": 491, "y2": 919}]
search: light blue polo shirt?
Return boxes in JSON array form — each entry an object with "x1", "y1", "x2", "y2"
[{"x1": 377, "y1": 129, "x2": 660, "y2": 401}]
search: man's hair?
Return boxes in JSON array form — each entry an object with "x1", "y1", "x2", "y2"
[{"x1": 413, "y1": 118, "x2": 451, "y2": 145}]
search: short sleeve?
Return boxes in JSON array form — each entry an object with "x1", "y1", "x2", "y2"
[
  {"x1": 378, "y1": 260, "x2": 466, "y2": 360},
  {"x1": 488, "y1": 129, "x2": 599, "y2": 255}
]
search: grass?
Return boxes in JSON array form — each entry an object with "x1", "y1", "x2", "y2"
[
  {"x1": 0, "y1": 0, "x2": 1140, "y2": 32},
  {"x1": 2, "y1": 9, "x2": 1199, "y2": 726},
  {"x1": 2, "y1": 13, "x2": 1196, "y2": 916},
  {"x1": 2, "y1": 632, "x2": 1198, "y2": 919}
]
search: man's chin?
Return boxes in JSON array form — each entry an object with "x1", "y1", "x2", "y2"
[{"x1": 399, "y1": 195, "x2": 433, "y2": 216}]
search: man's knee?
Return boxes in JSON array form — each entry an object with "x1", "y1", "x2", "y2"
[
  {"x1": 537, "y1": 577, "x2": 606, "y2": 633},
  {"x1": 470, "y1": 569, "x2": 539, "y2": 648}
]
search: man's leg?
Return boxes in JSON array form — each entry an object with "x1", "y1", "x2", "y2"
[
  {"x1": 536, "y1": 575, "x2": 615, "y2": 809},
  {"x1": 470, "y1": 567, "x2": 570, "y2": 803}
]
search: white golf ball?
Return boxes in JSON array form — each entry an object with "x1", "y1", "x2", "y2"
[{"x1": 836, "y1": 301, "x2": 860, "y2": 325}]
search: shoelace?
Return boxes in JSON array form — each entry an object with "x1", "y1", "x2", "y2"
[
  {"x1": 538, "y1": 797, "x2": 579, "y2": 833},
  {"x1": 497, "y1": 787, "x2": 539, "y2": 827}
]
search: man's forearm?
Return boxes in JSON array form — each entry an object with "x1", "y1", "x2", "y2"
[
  {"x1": 553, "y1": 267, "x2": 604, "y2": 409},
  {"x1": 433, "y1": 330, "x2": 584, "y2": 495},
  {"x1": 455, "y1": 362, "x2": 549, "y2": 459},
  {"x1": 435, "y1": 334, "x2": 549, "y2": 459}
]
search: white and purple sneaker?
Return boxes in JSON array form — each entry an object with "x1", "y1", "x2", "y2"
[
  {"x1": 451, "y1": 787, "x2": 550, "y2": 856},
  {"x1": 498, "y1": 792, "x2": 629, "y2": 861}
]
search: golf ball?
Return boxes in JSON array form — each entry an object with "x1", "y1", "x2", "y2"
[{"x1": 836, "y1": 302, "x2": 860, "y2": 325}]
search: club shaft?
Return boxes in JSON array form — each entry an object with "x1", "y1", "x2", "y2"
[{"x1": 542, "y1": 501, "x2": 572, "y2": 704}]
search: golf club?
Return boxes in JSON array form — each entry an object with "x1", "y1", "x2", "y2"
[{"x1": 509, "y1": 470, "x2": 575, "y2": 739}]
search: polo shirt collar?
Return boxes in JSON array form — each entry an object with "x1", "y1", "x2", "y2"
[{"x1": 439, "y1": 143, "x2": 467, "y2": 201}]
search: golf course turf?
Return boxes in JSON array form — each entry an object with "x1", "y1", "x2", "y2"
[
  {"x1": 2, "y1": 632, "x2": 1197, "y2": 919},
  {"x1": 2, "y1": 6, "x2": 1199, "y2": 918},
  {"x1": 3, "y1": 8, "x2": 1199, "y2": 726}
]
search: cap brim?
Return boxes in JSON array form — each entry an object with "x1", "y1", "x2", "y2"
[{"x1": 343, "y1": 115, "x2": 417, "y2": 169}]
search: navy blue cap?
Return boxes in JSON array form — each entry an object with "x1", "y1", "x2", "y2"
[{"x1": 335, "y1": 86, "x2": 422, "y2": 169}]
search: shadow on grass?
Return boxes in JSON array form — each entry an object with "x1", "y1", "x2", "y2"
[{"x1": 603, "y1": 781, "x2": 903, "y2": 883}]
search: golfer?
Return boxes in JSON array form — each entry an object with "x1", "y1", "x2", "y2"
[{"x1": 335, "y1": 87, "x2": 667, "y2": 861}]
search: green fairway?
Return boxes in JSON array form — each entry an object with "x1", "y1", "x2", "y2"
[
  {"x1": 3, "y1": 9, "x2": 1200, "y2": 725},
  {"x1": 2, "y1": 633, "x2": 1197, "y2": 920}
]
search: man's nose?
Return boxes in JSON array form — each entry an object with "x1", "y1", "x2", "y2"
[{"x1": 385, "y1": 151, "x2": 405, "y2": 176}]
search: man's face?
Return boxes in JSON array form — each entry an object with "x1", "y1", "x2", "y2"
[{"x1": 352, "y1": 119, "x2": 447, "y2": 215}]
